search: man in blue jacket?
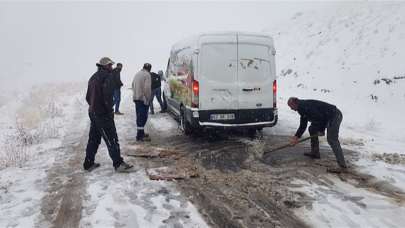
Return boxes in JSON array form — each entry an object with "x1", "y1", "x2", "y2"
[{"x1": 288, "y1": 97, "x2": 347, "y2": 169}]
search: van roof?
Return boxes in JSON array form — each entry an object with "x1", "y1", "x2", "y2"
[{"x1": 171, "y1": 31, "x2": 274, "y2": 52}]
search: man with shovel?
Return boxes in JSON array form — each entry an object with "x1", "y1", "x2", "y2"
[{"x1": 288, "y1": 97, "x2": 347, "y2": 169}]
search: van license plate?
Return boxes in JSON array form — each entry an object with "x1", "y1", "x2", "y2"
[{"x1": 210, "y1": 113, "x2": 235, "y2": 120}]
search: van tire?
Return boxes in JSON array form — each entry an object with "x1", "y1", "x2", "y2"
[{"x1": 180, "y1": 106, "x2": 193, "y2": 135}]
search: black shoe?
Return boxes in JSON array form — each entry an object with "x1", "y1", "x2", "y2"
[
  {"x1": 159, "y1": 110, "x2": 166, "y2": 113},
  {"x1": 304, "y1": 152, "x2": 320, "y2": 159},
  {"x1": 114, "y1": 111, "x2": 124, "y2": 115},
  {"x1": 84, "y1": 163, "x2": 100, "y2": 172}
]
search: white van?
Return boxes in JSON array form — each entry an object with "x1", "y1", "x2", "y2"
[{"x1": 163, "y1": 31, "x2": 278, "y2": 135}]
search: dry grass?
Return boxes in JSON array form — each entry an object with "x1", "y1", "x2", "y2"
[{"x1": 0, "y1": 82, "x2": 84, "y2": 169}]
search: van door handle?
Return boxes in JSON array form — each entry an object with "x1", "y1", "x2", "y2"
[
  {"x1": 242, "y1": 88, "x2": 253, "y2": 92},
  {"x1": 242, "y1": 88, "x2": 260, "y2": 92}
]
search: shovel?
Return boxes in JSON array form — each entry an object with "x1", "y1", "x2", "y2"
[{"x1": 262, "y1": 135, "x2": 319, "y2": 158}]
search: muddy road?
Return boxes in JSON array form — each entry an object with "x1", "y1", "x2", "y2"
[
  {"x1": 36, "y1": 106, "x2": 405, "y2": 228},
  {"x1": 127, "y1": 114, "x2": 405, "y2": 228}
]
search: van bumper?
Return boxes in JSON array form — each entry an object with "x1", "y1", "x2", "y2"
[{"x1": 186, "y1": 108, "x2": 278, "y2": 129}]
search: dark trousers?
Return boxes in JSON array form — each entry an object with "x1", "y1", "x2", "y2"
[
  {"x1": 327, "y1": 109, "x2": 346, "y2": 167},
  {"x1": 309, "y1": 109, "x2": 346, "y2": 168},
  {"x1": 134, "y1": 100, "x2": 149, "y2": 139},
  {"x1": 113, "y1": 89, "x2": 121, "y2": 113},
  {"x1": 84, "y1": 112, "x2": 123, "y2": 169},
  {"x1": 149, "y1": 88, "x2": 164, "y2": 114}
]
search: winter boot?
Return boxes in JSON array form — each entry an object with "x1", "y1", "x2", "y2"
[
  {"x1": 84, "y1": 162, "x2": 101, "y2": 172},
  {"x1": 304, "y1": 137, "x2": 320, "y2": 159},
  {"x1": 115, "y1": 161, "x2": 134, "y2": 173}
]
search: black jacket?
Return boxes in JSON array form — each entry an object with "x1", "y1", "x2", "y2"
[
  {"x1": 86, "y1": 67, "x2": 115, "y2": 115},
  {"x1": 112, "y1": 68, "x2": 124, "y2": 89},
  {"x1": 150, "y1": 72, "x2": 161, "y2": 90},
  {"x1": 295, "y1": 99, "x2": 338, "y2": 137}
]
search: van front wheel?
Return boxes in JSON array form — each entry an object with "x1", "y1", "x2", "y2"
[{"x1": 180, "y1": 107, "x2": 193, "y2": 135}]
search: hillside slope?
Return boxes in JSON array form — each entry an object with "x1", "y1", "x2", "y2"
[{"x1": 265, "y1": 2, "x2": 405, "y2": 149}]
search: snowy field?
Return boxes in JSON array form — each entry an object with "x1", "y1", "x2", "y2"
[
  {"x1": 0, "y1": 83, "x2": 87, "y2": 227},
  {"x1": 0, "y1": 84, "x2": 207, "y2": 228},
  {"x1": 0, "y1": 2, "x2": 405, "y2": 228},
  {"x1": 262, "y1": 3, "x2": 405, "y2": 227}
]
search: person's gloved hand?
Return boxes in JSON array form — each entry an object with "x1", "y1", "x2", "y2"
[{"x1": 289, "y1": 136, "x2": 299, "y2": 145}]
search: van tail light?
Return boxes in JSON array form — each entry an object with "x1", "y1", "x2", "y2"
[
  {"x1": 273, "y1": 80, "x2": 277, "y2": 108},
  {"x1": 191, "y1": 80, "x2": 199, "y2": 108},
  {"x1": 192, "y1": 80, "x2": 199, "y2": 96}
]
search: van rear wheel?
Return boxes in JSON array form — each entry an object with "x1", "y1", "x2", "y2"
[{"x1": 180, "y1": 107, "x2": 193, "y2": 135}]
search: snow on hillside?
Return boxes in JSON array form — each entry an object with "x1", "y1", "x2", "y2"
[
  {"x1": 264, "y1": 2, "x2": 405, "y2": 153},
  {"x1": 263, "y1": 3, "x2": 405, "y2": 227}
]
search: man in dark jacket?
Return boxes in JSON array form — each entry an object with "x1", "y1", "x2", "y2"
[
  {"x1": 84, "y1": 57, "x2": 133, "y2": 172},
  {"x1": 149, "y1": 70, "x2": 165, "y2": 114},
  {"x1": 288, "y1": 97, "x2": 347, "y2": 169},
  {"x1": 112, "y1": 63, "x2": 124, "y2": 115}
]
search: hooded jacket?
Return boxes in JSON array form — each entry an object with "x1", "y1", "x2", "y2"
[
  {"x1": 132, "y1": 69, "x2": 152, "y2": 105},
  {"x1": 86, "y1": 66, "x2": 115, "y2": 115}
]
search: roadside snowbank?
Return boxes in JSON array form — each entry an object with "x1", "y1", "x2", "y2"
[{"x1": 0, "y1": 82, "x2": 86, "y2": 227}]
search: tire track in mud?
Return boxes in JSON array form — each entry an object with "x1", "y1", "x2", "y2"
[
  {"x1": 143, "y1": 117, "x2": 405, "y2": 228},
  {"x1": 144, "y1": 129, "x2": 310, "y2": 228},
  {"x1": 37, "y1": 110, "x2": 88, "y2": 228}
]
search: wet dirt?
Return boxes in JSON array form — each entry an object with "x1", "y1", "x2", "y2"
[{"x1": 138, "y1": 124, "x2": 405, "y2": 228}]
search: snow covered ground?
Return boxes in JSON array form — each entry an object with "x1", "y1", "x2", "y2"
[
  {"x1": 263, "y1": 2, "x2": 405, "y2": 227},
  {"x1": 79, "y1": 91, "x2": 207, "y2": 228},
  {"x1": 264, "y1": 2, "x2": 405, "y2": 154},
  {"x1": 0, "y1": 83, "x2": 86, "y2": 227},
  {"x1": 0, "y1": 85, "x2": 207, "y2": 228},
  {"x1": 1, "y1": 2, "x2": 405, "y2": 228}
]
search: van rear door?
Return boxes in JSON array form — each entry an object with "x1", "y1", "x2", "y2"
[
  {"x1": 237, "y1": 35, "x2": 274, "y2": 110},
  {"x1": 199, "y1": 35, "x2": 238, "y2": 111}
]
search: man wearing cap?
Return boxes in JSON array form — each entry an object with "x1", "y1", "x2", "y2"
[
  {"x1": 288, "y1": 97, "x2": 347, "y2": 170},
  {"x1": 132, "y1": 63, "x2": 152, "y2": 141},
  {"x1": 149, "y1": 70, "x2": 165, "y2": 114},
  {"x1": 84, "y1": 57, "x2": 133, "y2": 172}
]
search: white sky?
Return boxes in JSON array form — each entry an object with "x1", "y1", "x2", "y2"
[{"x1": 0, "y1": 1, "x2": 332, "y2": 89}]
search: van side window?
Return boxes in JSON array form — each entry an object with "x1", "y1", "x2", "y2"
[{"x1": 173, "y1": 47, "x2": 192, "y2": 78}]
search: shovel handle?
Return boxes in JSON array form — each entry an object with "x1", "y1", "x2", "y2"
[{"x1": 262, "y1": 135, "x2": 317, "y2": 156}]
